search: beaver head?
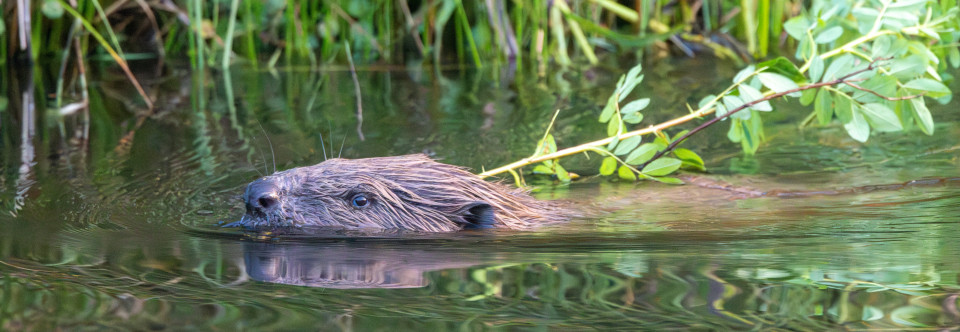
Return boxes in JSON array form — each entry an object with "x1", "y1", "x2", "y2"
[{"x1": 239, "y1": 154, "x2": 565, "y2": 232}]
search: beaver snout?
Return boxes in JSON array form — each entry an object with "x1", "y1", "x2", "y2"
[{"x1": 244, "y1": 178, "x2": 281, "y2": 216}]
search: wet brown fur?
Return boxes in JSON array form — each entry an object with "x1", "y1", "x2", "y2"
[{"x1": 240, "y1": 154, "x2": 569, "y2": 232}]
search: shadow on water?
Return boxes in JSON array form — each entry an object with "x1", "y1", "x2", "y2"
[{"x1": 1, "y1": 58, "x2": 960, "y2": 330}]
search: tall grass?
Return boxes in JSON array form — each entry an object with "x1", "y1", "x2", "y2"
[{"x1": 12, "y1": 0, "x2": 812, "y2": 71}]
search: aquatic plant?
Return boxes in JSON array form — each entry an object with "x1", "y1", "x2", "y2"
[{"x1": 482, "y1": 0, "x2": 960, "y2": 183}]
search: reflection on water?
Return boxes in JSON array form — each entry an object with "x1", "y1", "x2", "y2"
[
  {"x1": 1, "y1": 59, "x2": 960, "y2": 330},
  {"x1": 243, "y1": 240, "x2": 481, "y2": 289}
]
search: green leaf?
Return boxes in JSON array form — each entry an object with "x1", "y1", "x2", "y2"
[
  {"x1": 949, "y1": 45, "x2": 960, "y2": 68},
  {"x1": 614, "y1": 136, "x2": 642, "y2": 155},
  {"x1": 860, "y1": 103, "x2": 903, "y2": 132},
  {"x1": 722, "y1": 95, "x2": 750, "y2": 120},
  {"x1": 714, "y1": 103, "x2": 728, "y2": 118},
  {"x1": 606, "y1": 138, "x2": 618, "y2": 152},
  {"x1": 799, "y1": 89, "x2": 818, "y2": 106},
  {"x1": 727, "y1": 119, "x2": 743, "y2": 142},
  {"x1": 822, "y1": 55, "x2": 854, "y2": 82},
  {"x1": 622, "y1": 112, "x2": 644, "y2": 124},
  {"x1": 738, "y1": 85, "x2": 772, "y2": 111},
  {"x1": 815, "y1": 88, "x2": 834, "y2": 125},
  {"x1": 888, "y1": 0, "x2": 930, "y2": 8},
  {"x1": 809, "y1": 56, "x2": 825, "y2": 83},
  {"x1": 834, "y1": 92, "x2": 853, "y2": 124},
  {"x1": 757, "y1": 57, "x2": 805, "y2": 82},
  {"x1": 871, "y1": 35, "x2": 892, "y2": 58},
  {"x1": 42, "y1": 0, "x2": 64, "y2": 19},
  {"x1": 903, "y1": 78, "x2": 951, "y2": 98},
  {"x1": 733, "y1": 65, "x2": 756, "y2": 84},
  {"x1": 607, "y1": 115, "x2": 623, "y2": 137},
  {"x1": 698, "y1": 95, "x2": 717, "y2": 108},
  {"x1": 653, "y1": 135, "x2": 669, "y2": 149},
  {"x1": 887, "y1": 54, "x2": 928, "y2": 80},
  {"x1": 909, "y1": 97, "x2": 934, "y2": 135},
  {"x1": 621, "y1": 98, "x2": 650, "y2": 114},
  {"x1": 617, "y1": 166, "x2": 637, "y2": 180},
  {"x1": 674, "y1": 148, "x2": 705, "y2": 171},
  {"x1": 783, "y1": 16, "x2": 811, "y2": 40},
  {"x1": 641, "y1": 158, "x2": 682, "y2": 176},
  {"x1": 654, "y1": 176, "x2": 685, "y2": 184},
  {"x1": 555, "y1": 164, "x2": 571, "y2": 183},
  {"x1": 757, "y1": 73, "x2": 800, "y2": 97},
  {"x1": 814, "y1": 26, "x2": 843, "y2": 44},
  {"x1": 545, "y1": 134, "x2": 557, "y2": 153},
  {"x1": 598, "y1": 95, "x2": 617, "y2": 123},
  {"x1": 532, "y1": 165, "x2": 555, "y2": 175},
  {"x1": 671, "y1": 130, "x2": 689, "y2": 143},
  {"x1": 919, "y1": 27, "x2": 940, "y2": 40},
  {"x1": 534, "y1": 134, "x2": 557, "y2": 156},
  {"x1": 795, "y1": 38, "x2": 811, "y2": 62},
  {"x1": 853, "y1": 8, "x2": 879, "y2": 34},
  {"x1": 844, "y1": 107, "x2": 870, "y2": 142},
  {"x1": 740, "y1": 116, "x2": 761, "y2": 154},
  {"x1": 599, "y1": 157, "x2": 617, "y2": 176},
  {"x1": 852, "y1": 75, "x2": 898, "y2": 103},
  {"x1": 625, "y1": 143, "x2": 659, "y2": 165},
  {"x1": 617, "y1": 65, "x2": 644, "y2": 101}
]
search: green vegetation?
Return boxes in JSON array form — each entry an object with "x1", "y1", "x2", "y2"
[
  {"x1": 481, "y1": 0, "x2": 960, "y2": 184},
  {"x1": 16, "y1": 0, "x2": 806, "y2": 68}
]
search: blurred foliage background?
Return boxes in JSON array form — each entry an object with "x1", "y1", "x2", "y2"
[{"x1": 5, "y1": 0, "x2": 811, "y2": 70}]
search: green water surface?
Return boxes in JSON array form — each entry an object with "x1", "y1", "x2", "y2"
[{"x1": 1, "y1": 58, "x2": 959, "y2": 330}]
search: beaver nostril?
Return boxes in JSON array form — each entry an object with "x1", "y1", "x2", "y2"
[
  {"x1": 244, "y1": 178, "x2": 281, "y2": 215},
  {"x1": 258, "y1": 195, "x2": 278, "y2": 210}
]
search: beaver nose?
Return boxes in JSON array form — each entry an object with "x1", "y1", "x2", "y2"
[{"x1": 244, "y1": 179, "x2": 280, "y2": 215}]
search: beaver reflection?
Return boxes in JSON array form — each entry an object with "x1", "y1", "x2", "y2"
[{"x1": 243, "y1": 241, "x2": 480, "y2": 289}]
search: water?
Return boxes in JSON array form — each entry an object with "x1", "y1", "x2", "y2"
[{"x1": 1, "y1": 58, "x2": 959, "y2": 330}]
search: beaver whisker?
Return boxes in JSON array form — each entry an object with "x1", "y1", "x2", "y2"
[
  {"x1": 255, "y1": 121, "x2": 276, "y2": 174},
  {"x1": 319, "y1": 133, "x2": 328, "y2": 161}
]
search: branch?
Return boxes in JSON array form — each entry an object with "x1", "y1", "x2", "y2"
[
  {"x1": 637, "y1": 61, "x2": 884, "y2": 172},
  {"x1": 478, "y1": 59, "x2": 885, "y2": 179},
  {"x1": 845, "y1": 82, "x2": 924, "y2": 101}
]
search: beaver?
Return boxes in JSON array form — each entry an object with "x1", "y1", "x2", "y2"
[{"x1": 238, "y1": 154, "x2": 568, "y2": 232}]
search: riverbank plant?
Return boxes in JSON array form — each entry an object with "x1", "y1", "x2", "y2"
[
  {"x1": 481, "y1": 0, "x2": 960, "y2": 184},
  {"x1": 10, "y1": 0, "x2": 804, "y2": 66}
]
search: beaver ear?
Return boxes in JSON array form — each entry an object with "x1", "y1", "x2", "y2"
[{"x1": 460, "y1": 202, "x2": 496, "y2": 229}]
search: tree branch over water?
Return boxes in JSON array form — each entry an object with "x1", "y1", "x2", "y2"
[
  {"x1": 638, "y1": 59, "x2": 906, "y2": 172},
  {"x1": 480, "y1": 58, "x2": 907, "y2": 180}
]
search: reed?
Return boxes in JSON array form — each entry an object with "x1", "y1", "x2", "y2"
[{"x1": 10, "y1": 1, "x2": 813, "y2": 68}]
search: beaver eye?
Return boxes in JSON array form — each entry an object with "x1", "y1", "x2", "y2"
[{"x1": 351, "y1": 194, "x2": 369, "y2": 208}]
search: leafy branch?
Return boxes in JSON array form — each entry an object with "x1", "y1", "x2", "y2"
[
  {"x1": 480, "y1": 0, "x2": 958, "y2": 183},
  {"x1": 639, "y1": 59, "x2": 906, "y2": 172}
]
